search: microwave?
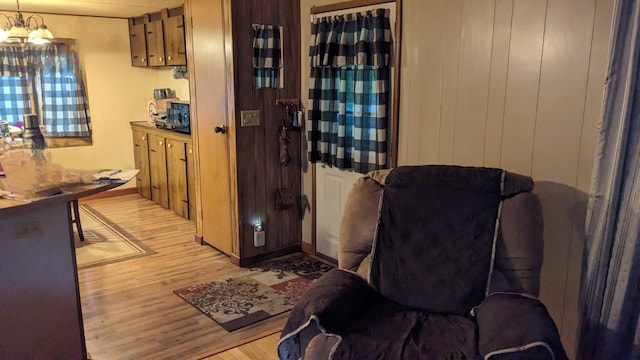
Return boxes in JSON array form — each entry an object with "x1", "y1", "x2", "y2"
[{"x1": 156, "y1": 101, "x2": 190, "y2": 134}]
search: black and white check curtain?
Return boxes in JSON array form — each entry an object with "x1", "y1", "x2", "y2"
[
  {"x1": 0, "y1": 47, "x2": 31, "y2": 125},
  {"x1": 252, "y1": 24, "x2": 281, "y2": 89},
  {"x1": 0, "y1": 44, "x2": 91, "y2": 137},
  {"x1": 307, "y1": 8, "x2": 391, "y2": 173}
]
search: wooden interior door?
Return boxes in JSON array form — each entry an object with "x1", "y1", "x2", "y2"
[
  {"x1": 186, "y1": 0, "x2": 237, "y2": 255},
  {"x1": 148, "y1": 134, "x2": 169, "y2": 208},
  {"x1": 166, "y1": 139, "x2": 189, "y2": 218}
]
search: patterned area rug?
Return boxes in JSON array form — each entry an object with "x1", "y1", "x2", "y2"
[
  {"x1": 74, "y1": 204, "x2": 154, "y2": 269},
  {"x1": 173, "y1": 253, "x2": 333, "y2": 332}
]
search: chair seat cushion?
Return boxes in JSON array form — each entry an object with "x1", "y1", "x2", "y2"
[{"x1": 330, "y1": 297, "x2": 478, "y2": 360}]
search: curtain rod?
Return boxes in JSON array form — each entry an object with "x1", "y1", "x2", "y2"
[{"x1": 310, "y1": 0, "x2": 397, "y2": 15}]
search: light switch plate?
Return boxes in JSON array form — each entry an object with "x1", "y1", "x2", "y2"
[{"x1": 241, "y1": 110, "x2": 260, "y2": 127}]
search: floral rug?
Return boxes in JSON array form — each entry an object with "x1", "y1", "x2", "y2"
[{"x1": 173, "y1": 253, "x2": 333, "y2": 332}]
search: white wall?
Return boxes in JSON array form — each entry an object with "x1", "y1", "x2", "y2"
[
  {"x1": 300, "y1": 0, "x2": 615, "y2": 356},
  {"x1": 0, "y1": 12, "x2": 189, "y2": 188}
]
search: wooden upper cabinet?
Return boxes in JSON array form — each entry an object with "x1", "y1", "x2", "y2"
[
  {"x1": 128, "y1": 19, "x2": 147, "y2": 67},
  {"x1": 163, "y1": 7, "x2": 187, "y2": 66},
  {"x1": 146, "y1": 19, "x2": 166, "y2": 66},
  {"x1": 128, "y1": 6, "x2": 187, "y2": 67}
]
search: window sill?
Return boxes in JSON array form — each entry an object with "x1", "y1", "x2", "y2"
[{"x1": 46, "y1": 136, "x2": 93, "y2": 148}]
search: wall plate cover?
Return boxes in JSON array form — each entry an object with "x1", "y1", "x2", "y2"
[{"x1": 241, "y1": 110, "x2": 260, "y2": 127}]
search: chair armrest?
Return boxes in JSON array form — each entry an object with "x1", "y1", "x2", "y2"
[
  {"x1": 278, "y1": 269, "x2": 373, "y2": 360},
  {"x1": 476, "y1": 293, "x2": 568, "y2": 360}
]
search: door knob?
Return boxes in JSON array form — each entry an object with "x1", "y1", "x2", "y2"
[{"x1": 214, "y1": 125, "x2": 226, "y2": 134}]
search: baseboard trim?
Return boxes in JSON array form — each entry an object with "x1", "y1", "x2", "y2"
[
  {"x1": 194, "y1": 233, "x2": 204, "y2": 245},
  {"x1": 80, "y1": 187, "x2": 137, "y2": 200},
  {"x1": 301, "y1": 241, "x2": 314, "y2": 255},
  {"x1": 233, "y1": 244, "x2": 302, "y2": 267}
]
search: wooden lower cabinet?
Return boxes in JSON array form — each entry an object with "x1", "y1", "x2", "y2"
[
  {"x1": 132, "y1": 128, "x2": 151, "y2": 199},
  {"x1": 166, "y1": 139, "x2": 189, "y2": 218},
  {"x1": 131, "y1": 122, "x2": 193, "y2": 220}
]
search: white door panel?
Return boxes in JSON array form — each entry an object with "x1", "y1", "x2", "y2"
[{"x1": 316, "y1": 166, "x2": 362, "y2": 260}]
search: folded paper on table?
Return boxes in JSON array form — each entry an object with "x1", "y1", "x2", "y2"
[{"x1": 92, "y1": 169, "x2": 139, "y2": 183}]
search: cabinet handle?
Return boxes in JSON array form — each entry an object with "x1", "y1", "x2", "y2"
[
  {"x1": 168, "y1": 143, "x2": 172, "y2": 148},
  {"x1": 142, "y1": 136, "x2": 146, "y2": 140},
  {"x1": 189, "y1": 149, "x2": 192, "y2": 154},
  {"x1": 167, "y1": 56, "x2": 172, "y2": 61},
  {"x1": 159, "y1": 141, "x2": 163, "y2": 145},
  {"x1": 141, "y1": 58, "x2": 145, "y2": 63},
  {"x1": 159, "y1": 57, "x2": 163, "y2": 62}
]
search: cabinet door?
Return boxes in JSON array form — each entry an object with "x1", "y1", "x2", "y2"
[
  {"x1": 145, "y1": 20, "x2": 166, "y2": 66},
  {"x1": 186, "y1": 142, "x2": 196, "y2": 221},
  {"x1": 129, "y1": 22, "x2": 147, "y2": 67},
  {"x1": 166, "y1": 139, "x2": 189, "y2": 219},
  {"x1": 163, "y1": 15, "x2": 187, "y2": 66},
  {"x1": 148, "y1": 134, "x2": 169, "y2": 208},
  {"x1": 132, "y1": 129, "x2": 151, "y2": 199}
]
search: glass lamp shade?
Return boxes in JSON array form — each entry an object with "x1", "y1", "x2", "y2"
[
  {"x1": 28, "y1": 25, "x2": 53, "y2": 44},
  {"x1": 8, "y1": 24, "x2": 29, "y2": 37}
]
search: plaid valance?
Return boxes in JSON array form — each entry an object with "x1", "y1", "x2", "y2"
[
  {"x1": 252, "y1": 24, "x2": 282, "y2": 89},
  {"x1": 0, "y1": 44, "x2": 91, "y2": 137},
  {"x1": 309, "y1": 8, "x2": 391, "y2": 69},
  {"x1": 0, "y1": 46, "x2": 29, "y2": 77}
]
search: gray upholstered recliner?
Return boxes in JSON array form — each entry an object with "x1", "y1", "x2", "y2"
[{"x1": 278, "y1": 165, "x2": 567, "y2": 360}]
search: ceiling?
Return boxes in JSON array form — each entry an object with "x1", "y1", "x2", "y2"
[{"x1": 0, "y1": 0, "x2": 184, "y2": 19}]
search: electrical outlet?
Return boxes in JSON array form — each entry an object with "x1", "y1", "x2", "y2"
[
  {"x1": 254, "y1": 230, "x2": 265, "y2": 247},
  {"x1": 15, "y1": 221, "x2": 43, "y2": 238},
  {"x1": 241, "y1": 110, "x2": 261, "y2": 127}
]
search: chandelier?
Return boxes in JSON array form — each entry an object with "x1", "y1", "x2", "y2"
[{"x1": 0, "y1": 0, "x2": 54, "y2": 44}]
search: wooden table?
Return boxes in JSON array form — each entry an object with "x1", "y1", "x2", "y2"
[{"x1": 0, "y1": 183, "x2": 120, "y2": 359}]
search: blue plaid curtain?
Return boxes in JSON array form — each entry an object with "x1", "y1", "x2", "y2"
[
  {"x1": 0, "y1": 44, "x2": 91, "y2": 137},
  {"x1": 252, "y1": 24, "x2": 281, "y2": 89},
  {"x1": 0, "y1": 46, "x2": 32, "y2": 126},
  {"x1": 308, "y1": 8, "x2": 391, "y2": 173}
]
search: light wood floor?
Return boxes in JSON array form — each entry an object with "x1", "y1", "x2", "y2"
[{"x1": 79, "y1": 194, "x2": 281, "y2": 360}]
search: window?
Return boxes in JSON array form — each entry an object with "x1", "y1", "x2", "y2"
[{"x1": 0, "y1": 41, "x2": 91, "y2": 146}]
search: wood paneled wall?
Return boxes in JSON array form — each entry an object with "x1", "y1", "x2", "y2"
[
  {"x1": 299, "y1": 0, "x2": 614, "y2": 356},
  {"x1": 396, "y1": 0, "x2": 614, "y2": 356},
  {"x1": 231, "y1": 0, "x2": 302, "y2": 260}
]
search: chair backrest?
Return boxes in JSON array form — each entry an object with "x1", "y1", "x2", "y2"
[{"x1": 338, "y1": 167, "x2": 544, "y2": 297}]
